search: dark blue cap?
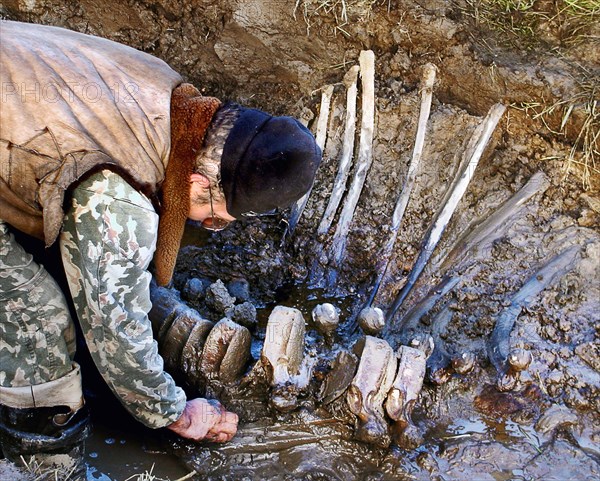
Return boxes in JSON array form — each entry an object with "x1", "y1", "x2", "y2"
[{"x1": 220, "y1": 108, "x2": 322, "y2": 218}]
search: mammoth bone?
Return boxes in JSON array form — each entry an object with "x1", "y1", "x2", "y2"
[{"x1": 150, "y1": 284, "x2": 440, "y2": 448}]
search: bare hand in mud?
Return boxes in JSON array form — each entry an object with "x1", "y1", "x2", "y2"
[{"x1": 167, "y1": 398, "x2": 238, "y2": 443}]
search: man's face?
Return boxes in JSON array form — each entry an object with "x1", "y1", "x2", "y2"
[{"x1": 188, "y1": 175, "x2": 237, "y2": 227}]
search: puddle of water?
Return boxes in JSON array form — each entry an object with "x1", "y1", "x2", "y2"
[{"x1": 84, "y1": 418, "x2": 190, "y2": 481}]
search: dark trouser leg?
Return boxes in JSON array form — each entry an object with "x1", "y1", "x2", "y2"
[{"x1": 0, "y1": 221, "x2": 88, "y2": 470}]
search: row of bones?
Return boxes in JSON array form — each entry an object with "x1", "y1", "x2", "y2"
[{"x1": 151, "y1": 51, "x2": 580, "y2": 448}]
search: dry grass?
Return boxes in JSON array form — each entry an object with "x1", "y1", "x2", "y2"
[
  {"x1": 0, "y1": 458, "x2": 198, "y2": 481},
  {"x1": 124, "y1": 465, "x2": 196, "y2": 481},
  {"x1": 11, "y1": 455, "x2": 80, "y2": 481},
  {"x1": 461, "y1": 0, "x2": 600, "y2": 49},
  {"x1": 511, "y1": 74, "x2": 599, "y2": 190},
  {"x1": 461, "y1": 0, "x2": 599, "y2": 189},
  {"x1": 294, "y1": 0, "x2": 379, "y2": 35}
]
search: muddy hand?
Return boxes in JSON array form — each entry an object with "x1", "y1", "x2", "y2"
[{"x1": 167, "y1": 398, "x2": 238, "y2": 443}]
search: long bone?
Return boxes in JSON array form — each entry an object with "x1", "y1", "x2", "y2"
[
  {"x1": 489, "y1": 245, "x2": 580, "y2": 391},
  {"x1": 309, "y1": 66, "x2": 360, "y2": 284},
  {"x1": 367, "y1": 63, "x2": 437, "y2": 307},
  {"x1": 387, "y1": 103, "x2": 507, "y2": 323},
  {"x1": 326, "y1": 50, "x2": 376, "y2": 287},
  {"x1": 435, "y1": 171, "x2": 550, "y2": 275},
  {"x1": 387, "y1": 171, "x2": 550, "y2": 334},
  {"x1": 285, "y1": 84, "x2": 334, "y2": 237}
]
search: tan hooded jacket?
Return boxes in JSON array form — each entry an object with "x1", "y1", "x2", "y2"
[{"x1": 0, "y1": 21, "x2": 220, "y2": 285}]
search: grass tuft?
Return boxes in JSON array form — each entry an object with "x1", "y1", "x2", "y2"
[
  {"x1": 461, "y1": 0, "x2": 600, "y2": 49},
  {"x1": 294, "y1": 0, "x2": 379, "y2": 35},
  {"x1": 124, "y1": 464, "x2": 197, "y2": 481},
  {"x1": 17, "y1": 455, "x2": 79, "y2": 481},
  {"x1": 460, "y1": 0, "x2": 599, "y2": 189},
  {"x1": 511, "y1": 71, "x2": 599, "y2": 190}
]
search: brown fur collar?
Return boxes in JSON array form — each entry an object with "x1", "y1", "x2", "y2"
[{"x1": 154, "y1": 83, "x2": 221, "y2": 286}]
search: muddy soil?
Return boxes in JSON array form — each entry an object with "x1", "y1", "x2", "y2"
[{"x1": 1, "y1": 0, "x2": 598, "y2": 480}]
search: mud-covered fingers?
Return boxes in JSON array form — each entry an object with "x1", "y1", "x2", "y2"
[
  {"x1": 206, "y1": 430, "x2": 233, "y2": 443},
  {"x1": 206, "y1": 410, "x2": 239, "y2": 443}
]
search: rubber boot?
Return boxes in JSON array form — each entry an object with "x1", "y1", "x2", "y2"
[{"x1": 0, "y1": 404, "x2": 90, "y2": 478}]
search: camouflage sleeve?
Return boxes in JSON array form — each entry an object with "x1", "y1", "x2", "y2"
[{"x1": 59, "y1": 169, "x2": 186, "y2": 428}]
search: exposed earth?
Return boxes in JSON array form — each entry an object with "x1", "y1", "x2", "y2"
[{"x1": 0, "y1": 0, "x2": 598, "y2": 480}]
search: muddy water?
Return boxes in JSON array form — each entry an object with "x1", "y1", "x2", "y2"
[
  {"x1": 82, "y1": 281, "x2": 599, "y2": 480},
  {"x1": 85, "y1": 423, "x2": 190, "y2": 480},
  {"x1": 83, "y1": 394, "x2": 600, "y2": 481}
]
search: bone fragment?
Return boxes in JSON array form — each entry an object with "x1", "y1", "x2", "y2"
[
  {"x1": 357, "y1": 306, "x2": 385, "y2": 335},
  {"x1": 425, "y1": 307, "x2": 454, "y2": 385},
  {"x1": 317, "y1": 66, "x2": 360, "y2": 236},
  {"x1": 385, "y1": 344, "x2": 429, "y2": 449},
  {"x1": 262, "y1": 353, "x2": 317, "y2": 414},
  {"x1": 318, "y1": 350, "x2": 359, "y2": 404},
  {"x1": 347, "y1": 335, "x2": 396, "y2": 447},
  {"x1": 262, "y1": 306, "x2": 306, "y2": 386},
  {"x1": 327, "y1": 50, "x2": 376, "y2": 285},
  {"x1": 200, "y1": 318, "x2": 251, "y2": 385},
  {"x1": 312, "y1": 303, "x2": 340, "y2": 338},
  {"x1": 213, "y1": 419, "x2": 344, "y2": 455},
  {"x1": 367, "y1": 63, "x2": 437, "y2": 306},
  {"x1": 438, "y1": 171, "x2": 551, "y2": 273},
  {"x1": 488, "y1": 245, "x2": 580, "y2": 391},
  {"x1": 387, "y1": 103, "x2": 507, "y2": 322},
  {"x1": 286, "y1": 85, "x2": 334, "y2": 236},
  {"x1": 289, "y1": 353, "x2": 318, "y2": 390},
  {"x1": 452, "y1": 351, "x2": 477, "y2": 375},
  {"x1": 535, "y1": 405, "x2": 579, "y2": 435}
]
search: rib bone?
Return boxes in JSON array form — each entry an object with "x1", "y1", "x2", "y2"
[
  {"x1": 286, "y1": 84, "x2": 334, "y2": 236},
  {"x1": 368, "y1": 63, "x2": 437, "y2": 306},
  {"x1": 317, "y1": 66, "x2": 360, "y2": 236},
  {"x1": 488, "y1": 245, "x2": 580, "y2": 391},
  {"x1": 387, "y1": 103, "x2": 507, "y2": 322},
  {"x1": 327, "y1": 50, "x2": 376, "y2": 285},
  {"x1": 389, "y1": 172, "x2": 549, "y2": 335},
  {"x1": 437, "y1": 171, "x2": 550, "y2": 273}
]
